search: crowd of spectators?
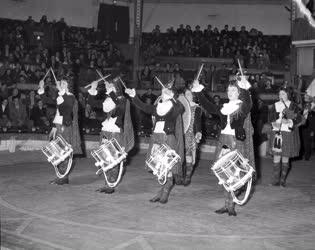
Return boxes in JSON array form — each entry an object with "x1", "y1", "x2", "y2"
[
  {"x1": 0, "y1": 15, "x2": 126, "y2": 133},
  {"x1": 142, "y1": 24, "x2": 290, "y2": 70},
  {"x1": 0, "y1": 16, "x2": 292, "y2": 142}
]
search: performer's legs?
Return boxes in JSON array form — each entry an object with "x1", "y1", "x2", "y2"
[
  {"x1": 215, "y1": 189, "x2": 237, "y2": 216},
  {"x1": 280, "y1": 157, "x2": 290, "y2": 187},
  {"x1": 96, "y1": 166, "x2": 120, "y2": 194},
  {"x1": 50, "y1": 159, "x2": 73, "y2": 185},
  {"x1": 159, "y1": 174, "x2": 174, "y2": 204},
  {"x1": 150, "y1": 173, "x2": 174, "y2": 204},
  {"x1": 184, "y1": 154, "x2": 194, "y2": 186},
  {"x1": 149, "y1": 187, "x2": 164, "y2": 203},
  {"x1": 302, "y1": 127, "x2": 312, "y2": 160},
  {"x1": 271, "y1": 155, "x2": 281, "y2": 186}
]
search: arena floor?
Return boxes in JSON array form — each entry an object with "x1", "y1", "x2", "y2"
[{"x1": 1, "y1": 152, "x2": 315, "y2": 250}]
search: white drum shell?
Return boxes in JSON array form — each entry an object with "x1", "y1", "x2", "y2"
[
  {"x1": 90, "y1": 138, "x2": 127, "y2": 188},
  {"x1": 211, "y1": 150, "x2": 254, "y2": 192},
  {"x1": 42, "y1": 136, "x2": 73, "y2": 167},
  {"x1": 91, "y1": 138, "x2": 126, "y2": 171},
  {"x1": 146, "y1": 144, "x2": 180, "y2": 185}
]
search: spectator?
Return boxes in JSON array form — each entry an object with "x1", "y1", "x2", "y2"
[
  {"x1": 0, "y1": 97, "x2": 10, "y2": 121},
  {"x1": 9, "y1": 96, "x2": 28, "y2": 128},
  {"x1": 213, "y1": 95, "x2": 223, "y2": 109},
  {"x1": 0, "y1": 82, "x2": 9, "y2": 99},
  {"x1": 30, "y1": 99, "x2": 49, "y2": 128},
  {"x1": 174, "y1": 72, "x2": 185, "y2": 90}
]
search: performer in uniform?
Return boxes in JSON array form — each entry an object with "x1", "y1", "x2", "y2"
[
  {"x1": 38, "y1": 76, "x2": 82, "y2": 185},
  {"x1": 87, "y1": 77, "x2": 134, "y2": 194},
  {"x1": 125, "y1": 86, "x2": 185, "y2": 204},
  {"x1": 269, "y1": 87, "x2": 302, "y2": 187},
  {"x1": 181, "y1": 88, "x2": 202, "y2": 186},
  {"x1": 301, "y1": 80, "x2": 315, "y2": 161},
  {"x1": 191, "y1": 77, "x2": 255, "y2": 216}
]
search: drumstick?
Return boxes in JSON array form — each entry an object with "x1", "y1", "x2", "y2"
[
  {"x1": 42, "y1": 68, "x2": 51, "y2": 81},
  {"x1": 195, "y1": 64, "x2": 204, "y2": 81},
  {"x1": 154, "y1": 76, "x2": 176, "y2": 102},
  {"x1": 96, "y1": 69, "x2": 104, "y2": 78},
  {"x1": 84, "y1": 74, "x2": 111, "y2": 88},
  {"x1": 237, "y1": 59, "x2": 243, "y2": 76},
  {"x1": 154, "y1": 76, "x2": 166, "y2": 89},
  {"x1": 118, "y1": 77, "x2": 127, "y2": 89},
  {"x1": 50, "y1": 67, "x2": 58, "y2": 83}
]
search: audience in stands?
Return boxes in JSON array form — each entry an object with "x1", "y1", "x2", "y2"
[
  {"x1": 142, "y1": 24, "x2": 290, "y2": 71},
  {"x1": 0, "y1": 15, "x2": 294, "y2": 145}
]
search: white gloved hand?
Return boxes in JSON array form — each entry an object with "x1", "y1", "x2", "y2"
[
  {"x1": 236, "y1": 75, "x2": 251, "y2": 90},
  {"x1": 125, "y1": 88, "x2": 136, "y2": 98},
  {"x1": 195, "y1": 132, "x2": 202, "y2": 143},
  {"x1": 57, "y1": 96, "x2": 64, "y2": 105},
  {"x1": 49, "y1": 127, "x2": 57, "y2": 141},
  {"x1": 106, "y1": 83, "x2": 116, "y2": 95},
  {"x1": 191, "y1": 79, "x2": 204, "y2": 93},
  {"x1": 39, "y1": 80, "x2": 45, "y2": 89},
  {"x1": 88, "y1": 88, "x2": 98, "y2": 96},
  {"x1": 91, "y1": 80, "x2": 98, "y2": 89},
  {"x1": 38, "y1": 80, "x2": 45, "y2": 95}
]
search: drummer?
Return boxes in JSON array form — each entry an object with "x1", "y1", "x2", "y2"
[
  {"x1": 191, "y1": 76, "x2": 255, "y2": 216},
  {"x1": 87, "y1": 77, "x2": 134, "y2": 194},
  {"x1": 125, "y1": 83, "x2": 185, "y2": 204},
  {"x1": 181, "y1": 88, "x2": 202, "y2": 186},
  {"x1": 38, "y1": 75, "x2": 82, "y2": 185}
]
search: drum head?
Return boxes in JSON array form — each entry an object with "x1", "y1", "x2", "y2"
[
  {"x1": 178, "y1": 94, "x2": 191, "y2": 133},
  {"x1": 212, "y1": 150, "x2": 237, "y2": 170}
]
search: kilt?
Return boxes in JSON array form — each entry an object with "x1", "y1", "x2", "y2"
[
  {"x1": 215, "y1": 133, "x2": 246, "y2": 159},
  {"x1": 56, "y1": 124, "x2": 81, "y2": 155},
  {"x1": 146, "y1": 133, "x2": 182, "y2": 176},
  {"x1": 270, "y1": 129, "x2": 300, "y2": 158},
  {"x1": 100, "y1": 131, "x2": 124, "y2": 147}
]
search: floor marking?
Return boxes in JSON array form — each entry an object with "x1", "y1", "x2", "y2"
[
  {"x1": 110, "y1": 236, "x2": 154, "y2": 250},
  {"x1": 2, "y1": 229, "x2": 75, "y2": 250},
  {"x1": 1, "y1": 197, "x2": 315, "y2": 239},
  {"x1": 15, "y1": 218, "x2": 34, "y2": 234},
  {"x1": 1, "y1": 217, "x2": 28, "y2": 221}
]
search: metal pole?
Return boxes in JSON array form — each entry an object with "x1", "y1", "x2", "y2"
[
  {"x1": 291, "y1": 0, "x2": 297, "y2": 85},
  {"x1": 132, "y1": 0, "x2": 143, "y2": 87}
]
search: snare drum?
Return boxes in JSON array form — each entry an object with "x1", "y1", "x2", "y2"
[
  {"x1": 91, "y1": 138, "x2": 127, "y2": 188},
  {"x1": 146, "y1": 144, "x2": 180, "y2": 185},
  {"x1": 211, "y1": 150, "x2": 255, "y2": 205},
  {"x1": 42, "y1": 136, "x2": 73, "y2": 179}
]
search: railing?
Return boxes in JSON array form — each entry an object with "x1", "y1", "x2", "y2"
[
  {"x1": 292, "y1": 18, "x2": 315, "y2": 41},
  {"x1": 155, "y1": 56, "x2": 233, "y2": 70}
]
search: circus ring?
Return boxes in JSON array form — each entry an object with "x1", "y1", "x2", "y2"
[{"x1": 1, "y1": 133, "x2": 315, "y2": 250}]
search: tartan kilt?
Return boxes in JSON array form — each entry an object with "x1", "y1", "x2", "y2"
[
  {"x1": 270, "y1": 129, "x2": 300, "y2": 158},
  {"x1": 100, "y1": 131, "x2": 125, "y2": 147},
  {"x1": 56, "y1": 124, "x2": 81, "y2": 155},
  {"x1": 214, "y1": 134, "x2": 246, "y2": 160},
  {"x1": 146, "y1": 133, "x2": 183, "y2": 176}
]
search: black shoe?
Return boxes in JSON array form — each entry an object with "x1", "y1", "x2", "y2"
[
  {"x1": 215, "y1": 207, "x2": 229, "y2": 214},
  {"x1": 96, "y1": 187, "x2": 115, "y2": 194},
  {"x1": 228, "y1": 209, "x2": 237, "y2": 216},
  {"x1": 50, "y1": 178, "x2": 69, "y2": 185},
  {"x1": 183, "y1": 177, "x2": 191, "y2": 187},
  {"x1": 280, "y1": 182, "x2": 286, "y2": 188},
  {"x1": 269, "y1": 182, "x2": 280, "y2": 186},
  {"x1": 150, "y1": 189, "x2": 163, "y2": 203}
]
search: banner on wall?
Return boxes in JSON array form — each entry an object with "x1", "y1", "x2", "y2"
[{"x1": 97, "y1": 3, "x2": 130, "y2": 43}]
